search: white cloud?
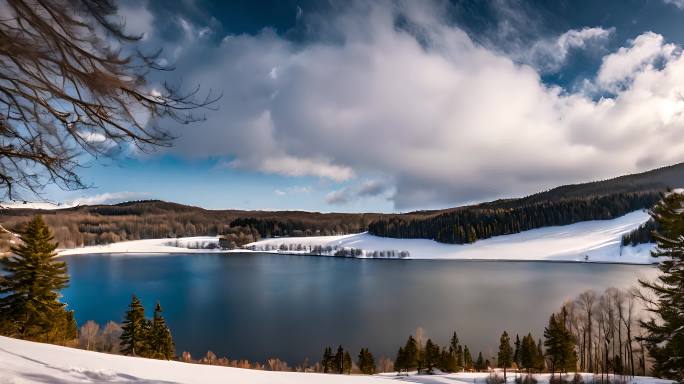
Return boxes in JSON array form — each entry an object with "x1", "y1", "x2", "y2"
[
  {"x1": 325, "y1": 180, "x2": 391, "y2": 205},
  {"x1": 117, "y1": 2, "x2": 154, "y2": 39},
  {"x1": 159, "y1": 2, "x2": 684, "y2": 210},
  {"x1": 68, "y1": 192, "x2": 149, "y2": 206},
  {"x1": 274, "y1": 186, "x2": 312, "y2": 196},
  {"x1": 596, "y1": 32, "x2": 678, "y2": 92},
  {"x1": 663, "y1": 0, "x2": 684, "y2": 9}
]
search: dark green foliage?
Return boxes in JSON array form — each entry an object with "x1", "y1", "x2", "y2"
[
  {"x1": 343, "y1": 350, "x2": 352, "y2": 374},
  {"x1": 463, "y1": 345, "x2": 473, "y2": 371},
  {"x1": 395, "y1": 335, "x2": 419, "y2": 374},
  {"x1": 148, "y1": 302, "x2": 175, "y2": 360},
  {"x1": 520, "y1": 333, "x2": 539, "y2": 373},
  {"x1": 368, "y1": 192, "x2": 659, "y2": 244},
  {"x1": 498, "y1": 331, "x2": 513, "y2": 382},
  {"x1": 622, "y1": 219, "x2": 657, "y2": 245},
  {"x1": 0, "y1": 216, "x2": 73, "y2": 343},
  {"x1": 322, "y1": 346, "x2": 334, "y2": 373},
  {"x1": 544, "y1": 308, "x2": 577, "y2": 376},
  {"x1": 357, "y1": 347, "x2": 375, "y2": 374},
  {"x1": 120, "y1": 295, "x2": 149, "y2": 357},
  {"x1": 514, "y1": 334, "x2": 522, "y2": 368},
  {"x1": 424, "y1": 339, "x2": 440, "y2": 373},
  {"x1": 475, "y1": 352, "x2": 485, "y2": 371},
  {"x1": 639, "y1": 192, "x2": 684, "y2": 382}
]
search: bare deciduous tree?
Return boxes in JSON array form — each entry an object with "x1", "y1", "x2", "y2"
[
  {"x1": 79, "y1": 320, "x2": 100, "y2": 350},
  {"x1": 0, "y1": 0, "x2": 219, "y2": 201}
]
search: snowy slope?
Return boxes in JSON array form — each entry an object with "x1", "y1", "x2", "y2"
[
  {"x1": 58, "y1": 210, "x2": 656, "y2": 264},
  {"x1": 0, "y1": 336, "x2": 672, "y2": 384},
  {"x1": 245, "y1": 210, "x2": 656, "y2": 264}
]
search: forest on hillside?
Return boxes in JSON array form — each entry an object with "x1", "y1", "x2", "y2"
[{"x1": 369, "y1": 192, "x2": 661, "y2": 244}]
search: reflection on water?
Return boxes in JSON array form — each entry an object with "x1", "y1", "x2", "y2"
[{"x1": 62, "y1": 253, "x2": 658, "y2": 363}]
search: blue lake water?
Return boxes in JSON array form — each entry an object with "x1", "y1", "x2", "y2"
[{"x1": 61, "y1": 253, "x2": 658, "y2": 364}]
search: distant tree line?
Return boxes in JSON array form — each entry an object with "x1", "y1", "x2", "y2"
[
  {"x1": 621, "y1": 219, "x2": 656, "y2": 246},
  {"x1": 369, "y1": 192, "x2": 659, "y2": 244}
]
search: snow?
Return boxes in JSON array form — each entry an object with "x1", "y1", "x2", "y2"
[
  {"x1": 245, "y1": 210, "x2": 657, "y2": 264},
  {"x1": 0, "y1": 336, "x2": 672, "y2": 384},
  {"x1": 58, "y1": 210, "x2": 657, "y2": 264}
]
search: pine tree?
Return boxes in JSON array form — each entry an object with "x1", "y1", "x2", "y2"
[
  {"x1": 476, "y1": 352, "x2": 485, "y2": 372},
  {"x1": 498, "y1": 331, "x2": 513, "y2": 382},
  {"x1": 120, "y1": 295, "x2": 148, "y2": 357},
  {"x1": 403, "y1": 335, "x2": 419, "y2": 372},
  {"x1": 463, "y1": 345, "x2": 473, "y2": 371},
  {"x1": 334, "y1": 345, "x2": 345, "y2": 374},
  {"x1": 544, "y1": 309, "x2": 576, "y2": 377},
  {"x1": 424, "y1": 339, "x2": 440, "y2": 373},
  {"x1": 536, "y1": 339, "x2": 545, "y2": 372},
  {"x1": 639, "y1": 192, "x2": 684, "y2": 382},
  {"x1": 148, "y1": 302, "x2": 175, "y2": 359},
  {"x1": 343, "y1": 350, "x2": 352, "y2": 374},
  {"x1": 521, "y1": 333, "x2": 536, "y2": 374},
  {"x1": 395, "y1": 347, "x2": 406, "y2": 374},
  {"x1": 514, "y1": 334, "x2": 522, "y2": 369},
  {"x1": 450, "y1": 332, "x2": 463, "y2": 371},
  {"x1": 358, "y1": 348, "x2": 375, "y2": 374},
  {"x1": 0, "y1": 216, "x2": 71, "y2": 342},
  {"x1": 322, "y1": 346, "x2": 333, "y2": 373}
]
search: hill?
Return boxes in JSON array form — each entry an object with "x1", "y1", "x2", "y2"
[{"x1": 1, "y1": 163, "x2": 683, "y2": 251}]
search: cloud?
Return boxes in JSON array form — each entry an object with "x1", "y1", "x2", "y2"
[
  {"x1": 663, "y1": 0, "x2": 684, "y2": 9},
  {"x1": 596, "y1": 32, "x2": 678, "y2": 92},
  {"x1": 68, "y1": 192, "x2": 150, "y2": 206},
  {"x1": 151, "y1": 2, "x2": 684, "y2": 210},
  {"x1": 526, "y1": 27, "x2": 614, "y2": 73},
  {"x1": 117, "y1": 1, "x2": 154, "y2": 39},
  {"x1": 274, "y1": 186, "x2": 312, "y2": 196},
  {"x1": 326, "y1": 180, "x2": 391, "y2": 205}
]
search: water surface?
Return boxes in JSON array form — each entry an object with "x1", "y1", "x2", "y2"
[{"x1": 62, "y1": 253, "x2": 658, "y2": 364}]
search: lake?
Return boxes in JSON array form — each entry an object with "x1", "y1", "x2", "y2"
[{"x1": 62, "y1": 253, "x2": 658, "y2": 365}]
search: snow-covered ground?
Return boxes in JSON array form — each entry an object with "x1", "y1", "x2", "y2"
[
  {"x1": 0, "y1": 336, "x2": 671, "y2": 384},
  {"x1": 58, "y1": 210, "x2": 657, "y2": 264}
]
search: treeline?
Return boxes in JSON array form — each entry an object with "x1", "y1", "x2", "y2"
[
  {"x1": 246, "y1": 242, "x2": 410, "y2": 258},
  {"x1": 0, "y1": 200, "x2": 382, "y2": 252},
  {"x1": 369, "y1": 192, "x2": 659, "y2": 244},
  {"x1": 621, "y1": 220, "x2": 656, "y2": 246}
]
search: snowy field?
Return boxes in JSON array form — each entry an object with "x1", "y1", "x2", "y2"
[
  {"x1": 0, "y1": 336, "x2": 671, "y2": 384},
  {"x1": 58, "y1": 210, "x2": 657, "y2": 264}
]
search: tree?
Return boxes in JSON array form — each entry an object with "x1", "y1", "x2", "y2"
[
  {"x1": 358, "y1": 348, "x2": 375, "y2": 375},
  {"x1": 148, "y1": 302, "x2": 175, "y2": 359},
  {"x1": 322, "y1": 346, "x2": 333, "y2": 373},
  {"x1": 343, "y1": 350, "x2": 352, "y2": 374},
  {"x1": 449, "y1": 332, "x2": 463, "y2": 371},
  {"x1": 498, "y1": 331, "x2": 513, "y2": 382},
  {"x1": 463, "y1": 345, "x2": 473, "y2": 371},
  {"x1": 0, "y1": 216, "x2": 71, "y2": 342},
  {"x1": 334, "y1": 345, "x2": 345, "y2": 374},
  {"x1": 544, "y1": 309, "x2": 576, "y2": 377},
  {"x1": 0, "y1": 0, "x2": 219, "y2": 202},
  {"x1": 395, "y1": 347, "x2": 406, "y2": 375},
  {"x1": 102, "y1": 321, "x2": 122, "y2": 353},
  {"x1": 120, "y1": 295, "x2": 148, "y2": 357},
  {"x1": 521, "y1": 333, "x2": 537, "y2": 373},
  {"x1": 475, "y1": 352, "x2": 485, "y2": 372},
  {"x1": 514, "y1": 334, "x2": 522, "y2": 369},
  {"x1": 638, "y1": 192, "x2": 684, "y2": 382},
  {"x1": 424, "y1": 339, "x2": 441, "y2": 373},
  {"x1": 79, "y1": 320, "x2": 100, "y2": 350}
]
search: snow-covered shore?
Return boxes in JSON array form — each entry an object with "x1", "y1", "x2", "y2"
[
  {"x1": 0, "y1": 336, "x2": 671, "y2": 384},
  {"x1": 58, "y1": 210, "x2": 657, "y2": 264}
]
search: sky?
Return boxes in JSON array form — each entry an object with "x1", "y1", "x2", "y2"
[{"x1": 41, "y1": 0, "x2": 684, "y2": 212}]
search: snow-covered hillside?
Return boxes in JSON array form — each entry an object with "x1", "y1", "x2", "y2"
[
  {"x1": 0, "y1": 336, "x2": 671, "y2": 384},
  {"x1": 58, "y1": 210, "x2": 656, "y2": 264}
]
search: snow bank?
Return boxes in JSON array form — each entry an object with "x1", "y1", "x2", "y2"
[
  {"x1": 58, "y1": 211, "x2": 657, "y2": 264},
  {"x1": 0, "y1": 336, "x2": 671, "y2": 384}
]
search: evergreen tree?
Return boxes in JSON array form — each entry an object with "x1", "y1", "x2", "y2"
[
  {"x1": 521, "y1": 333, "x2": 537, "y2": 373},
  {"x1": 463, "y1": 345, "x2": 473, "y2": 371},
  {"x1": 120, "y1": 295, "x2": 149, "y2": 357},
  {"x1": 514, "y1": 334, "x2": 522, "y2": 369},
  {"x1": 536, "y1": 339, "x2": 545, "y2": 372},
  {"x1": 0, "y1": 216, "x2": 71, "y2": 342},
  {"x1": 343, "y1": 350, "x2": 352, "y2": 374},
  {"x1": 450, "y1": 332, "x2": 463, "y2": 371},
  {"x1": 424, "y1": 339, "x2": 441, "y2": 373},
  {"x1": 148, "y1": 302, "x2": 175, "y2": 360},
  {"x1": 322, "y1": 346, "x2": 334, "y2": 373},
  {"x1": 498, "y1": 331, "x2": 513, "y2": 382},
  {"x1": 403, "y1": 335, "x2": 419, "y2": 372},
  {"x1": 395, "y1": 347, "x2": 406, "y2": 375},
  {"x1": 475, "y1": 352, "x2": 485, "y2": 372},
  {"x1": 358, "y1": 348, "x2": 375, "y2": 375},
  {"x1": 334, "y1": 345, "x2": 345, "y2": 374},
  {"x1": 544, "y1": 309, "x2": 576, "y2": 377},
  {"x1": 639, "y1": 192, "x2": 684, "y2": 382}
]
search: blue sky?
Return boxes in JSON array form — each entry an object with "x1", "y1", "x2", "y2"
[{"x1": 44, "y1": 0, "x2": 684, "y2": 212}]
